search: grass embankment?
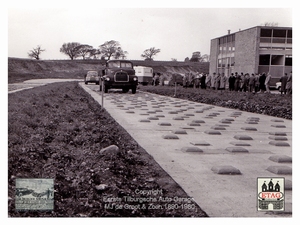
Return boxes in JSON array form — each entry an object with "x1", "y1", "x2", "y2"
[
  {"x1": 8, "y1": 82, "x2": 207, "y2": 217},
  {"x1": 139, "y1": 85, "x2": 292, "y2": 120}
]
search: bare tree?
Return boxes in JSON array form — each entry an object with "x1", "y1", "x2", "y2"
[
  {"x1": 28, "y1": 45, "x2": 45, "y2": 60},
  {"x1": 141, "y1": 47, "x2": 161, "y2": 61},
  {"x1": 60, "y1": 42, "x2": 81, "y2": 60},
  {"x1": 171, "y1": 58, "x2": 177, "y2": 61},
  {"x1": 99, "y1": 40, "x2": 127, "y2": 60}
]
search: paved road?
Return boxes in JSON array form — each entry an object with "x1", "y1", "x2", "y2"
[
  {"x1": 8, "y1": 79, "x2": 82, "y2": 94},
  {"x1": 81, "y1": 83, "x2": 292, "y2": 217}
]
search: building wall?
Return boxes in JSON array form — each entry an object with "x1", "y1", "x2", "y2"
[
  {"x1": 234, "y1": 27, "x2": 259, "y2": 74},
  {"x1": 209, "y1": 26, "x2": 292, "y2": 83},
  {"x1": 209, "y1": 39, "x2": 218, "y2": 74}
]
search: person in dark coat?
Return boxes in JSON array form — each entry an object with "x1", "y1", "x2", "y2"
[
  {"x1": 258, "y1": 73, "x2": 266, "y2": 92},
  {"x1": 244, "y1": 73, "x2": 250, "y2": 92},
  {"x1": 215, "y1": 73, "x2": 221, "y2": 90},
  {"x1": 234, "y1": 72, "x2": 241, "y2": 91},
  {"x1": 228, "y1": 73, "x2": 236, "y2": 91},
  {"x1": 200, "y1": 73, "x2": 207, "y2": 89},
  {"x1": 249, "y1": 73, "x2": 255, "y2": 93},
  {"x1": 279, "y1": 73, "x2": 288, "y2": 94}
]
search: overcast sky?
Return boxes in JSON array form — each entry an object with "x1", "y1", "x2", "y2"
[{"x1": 7, "y1": 2, "x2": 294, "y2": 61}]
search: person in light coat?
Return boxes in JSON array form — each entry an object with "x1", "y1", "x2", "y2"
[
  {"x1": 264, "y1": 72, "x2": 272, "y2": 93},
  {"x1": 219, "y1": 73, "x2": 227, "y2": 90},
  {"x1": 211, "y1": 73, "x2": 216, "y2": 90},
  {"x1": 205, "y1": 73, "x2": 212, "y2": 89}
]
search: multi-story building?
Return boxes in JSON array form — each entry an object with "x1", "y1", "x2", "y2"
[{"x1": 209, "y1": 26, "x2": 292, "y2": 85}]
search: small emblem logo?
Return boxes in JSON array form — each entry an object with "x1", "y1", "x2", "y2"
[{"x1": 257, "y1": 177, "x2": 284, "y2": 211}]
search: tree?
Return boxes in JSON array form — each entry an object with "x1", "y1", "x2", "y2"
[
  {"x1": 73, "y1": 44, "x2": 94, "y2": 59},
  {"x1": 190, "y1": 51, "x2": 201, "y2": 62},
  {"x1": 201, "y1": 54, "x2": 210, "y2": 62},
  {"x1": 28, "y1": 45, "x2": 45, "y2": 60},
  {"x1": 60, "y1": 42, "x2": 81, "y2": 60},
  {"x1": 114, "y1": 48, "x2": 128, "y2": 59},
  {"x1": 189, "y1": 52, "x2": 210, "y2": 62},
  {"x1": 88, "y1": 48, "x2": 101, "y2": 59},
  {"x1": 141, "y1": 47, "x2": 161, "y2": 61},
  {"x1": 99, "y1": 40, "x2": 127, "y2": 60},
  {"x1": 171, "y1": 58, "x2": 177, "y2": 61}
]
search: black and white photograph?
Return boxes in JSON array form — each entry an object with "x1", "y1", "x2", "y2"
[{"x1": 3, "y1": 1, "x2": 297, "y2": 224}]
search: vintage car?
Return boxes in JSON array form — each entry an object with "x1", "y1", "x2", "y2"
[
  {"x1": 100, "y1": 60, "x2": 138, "y2": 94},
  {"x1": 16, "y1": 188, "x2": 34, "y2": 197},
  {"x1": 276, "y1": 82, "x2": 282, "y2": 92},
  {"x1": 85, "y1": 71, "x2": 100, "y2": 85}
]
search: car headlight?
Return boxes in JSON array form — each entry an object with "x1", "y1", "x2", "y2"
[
  {"x1": 105, "y1": 77, "x2": 110, "y2": 81},
  {"x1": 133, "y1": 77, "x2": 137, "y2": 81}
]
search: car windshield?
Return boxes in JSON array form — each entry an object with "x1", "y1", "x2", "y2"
[
  {"x1": 107, "y1": 61, "x2": 132, "y2": 68},
  {"x1": 87, "y1": 71, "x2": 98, "y2": 76}
]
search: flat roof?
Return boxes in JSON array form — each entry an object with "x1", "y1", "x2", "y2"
[{"x1": 212, "y1": 25, "x2": 292, "y2": 40}]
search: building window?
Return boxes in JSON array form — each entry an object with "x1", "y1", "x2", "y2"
[
  {"x1": 260, "y1": 29, "x2": 272, "y2": 37},
  {"x1": 273, "y1": 29, "x2": 286, "y2": 38},
  {"x1": 230, "y1": 57, "x2": 235, "y2": 66},
  {"x1": 272, "y1": 38, "x2": 286, "y2": 43},
  {"x1": 271, "y1": 55, "x2": 284, "y2": 65},
  {"x1": 287, "y1": 30, "x2": 292, "y2": 38},
  {"x1": 285, "y1": 55, "x2": 292, "y2": 66},
  {"x1": 260, "y1": 37, "x2": 272, "y2": 43},
  {"x1": 259, "y1": 55, "x2": 270, "y2": 65},
  {"x1": 218, "y1": 59, "x2": 222, "y2": 67}
]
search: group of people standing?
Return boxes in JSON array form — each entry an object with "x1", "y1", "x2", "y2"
[
  {"x1": 200, "y1": 71, "x2": 292, "y2": 94},
  {"x1": 279, "y1": 72, "x2": 292, "y2": 95}
]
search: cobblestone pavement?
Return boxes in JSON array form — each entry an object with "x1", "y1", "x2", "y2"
[{"x1": 82, "y1": 83, "x2": 292, "y2": 217}]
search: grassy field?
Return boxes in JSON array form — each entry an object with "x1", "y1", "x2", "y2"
[{"x1": 8, "y1": 81, "x2": 207, "y2": 217}]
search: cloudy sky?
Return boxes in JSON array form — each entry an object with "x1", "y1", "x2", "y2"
[{"x1": 7, "y1": 1, "x2": 294, "y2": 61}]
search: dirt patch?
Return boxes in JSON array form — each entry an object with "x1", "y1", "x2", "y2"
[{"x1": 8, "y1": 82, "x2": 208, "y2": 217}]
